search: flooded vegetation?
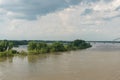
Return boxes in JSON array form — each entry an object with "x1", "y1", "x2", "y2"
[
  {"x1": 0, "y1": 43, "x2": 120, "y2": 80},
  {"x1": 28, "y1": 39, "x2": 91, "y2": 54},
  {"x1": 0, "y1": 39, "x2": 91, "y2": 57}
]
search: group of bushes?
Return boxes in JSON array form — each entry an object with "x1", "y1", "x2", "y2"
[
  {"x1": 28, "y1": 41, "x2": 66, "y2": 54},
  {"x1": 0, "y1": 40, "x2": 18, "y2": 57},
  {"x1": 28, "y1": 39, "x2": 91, "y2": 54},
  {"x1": 0, "y1": 50, "x2": 18, "y2": 57},
  {"x1": 0, "y1": 39, "x2": 92, "y2": 57}
]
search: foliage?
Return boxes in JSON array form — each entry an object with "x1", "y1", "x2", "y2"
[
  {"x1": 28, "y1": 39, "x2": 92, "y2": 54},
  {"x1": 0, "y1": 39, "x2": 92, "y2": 57},
  {"x1": 28, "y1": 41, "x2": 37, "y2": 51},
  {"x1": 0, "y1": 40, "x2": 17, "y2": 57},
  {"x1": 50, "y1": 42, "x2": 66, "y2": 52},
  {"x1": 0, "y1": 50, "x2": 15, "y2": 57},
  {"x1": 0, "y1": 40, "x2": 14, "y2": 52},
  {"x1": 71, "y1": 39, "x2": 91, "y2": 49},
  {"x1": 28, "y1": 42, "x2": 49, "y2": 54},
  {"x1": 5, "y1": 40, "x2": 72, "y2": 47}
]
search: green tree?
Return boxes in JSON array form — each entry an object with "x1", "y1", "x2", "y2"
[
  {"x1": 0, "y1": 40, "x2": 14, "y2": 52},
  {"x1": 50, "y1": 42, "x2": 66, "y2": 52},
  {"x1": 27, "y1": 40, "x2": 91, "y2": 54},
  {"x1": 8, "y1": 42, "x2": 14, "y2": 50},
  {"x1": 36, "y1": 42, "x2": 47, "y2": 50},
  {"x1": 36, "y1": 42, "x2": 49, "y2": 53},
  {"x1": 28, "y1": 41, "x2": 37, "y2": 51},
  {"x1": 72, "y1": 39, "x2": 91, "y2": 49},
  {"x1": 28, "y1": 42, "x2": 49, "y2": 54}
]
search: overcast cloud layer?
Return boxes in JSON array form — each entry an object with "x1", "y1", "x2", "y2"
[{"x1": 0, "y1": 0, "x2": 120, "y2": 40}]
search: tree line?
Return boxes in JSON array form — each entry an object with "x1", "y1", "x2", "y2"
[
  {"x1": 28, "y1": 39, "x2": 91, "y2": 54},
  {"x1": 4, "y1": 40, "x2": 72, "y2": 47},
  {"x1": 0, "y1": 39, "x2": 92, "y2": 57}
]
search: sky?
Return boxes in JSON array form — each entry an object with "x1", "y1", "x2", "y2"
[{"x1": 0, "y1": 0, "x2": 120, "y2": 41}]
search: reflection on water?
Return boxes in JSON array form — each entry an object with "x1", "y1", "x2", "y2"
[
  {"x1": 0, "y1": 57, "x2": 13, "y2": 63},
  {"x1": 1, "y1": 43, "x2": 120, "y2": 80}
]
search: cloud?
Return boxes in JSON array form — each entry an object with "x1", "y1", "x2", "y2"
[
  {"x1": 80, "y1": 0, "x2": 120, "y2": 24},
  {"x1": 0, "y1": 0, "x2": 120, "y2": 40},
  {"x1": 0, "y1": 0, "x2": 83, "y2": 20},
  {"x1": 0, "y1": 0, "x2": 119, "y2": 21}
]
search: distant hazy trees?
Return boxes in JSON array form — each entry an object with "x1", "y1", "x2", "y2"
[{"x1": 28, "y1": 39, "x2": 91, "y2": 54}]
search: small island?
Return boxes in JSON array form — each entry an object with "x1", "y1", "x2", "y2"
[{"x1": 0, "y1": 39, "x2": 92, "y2": 57}]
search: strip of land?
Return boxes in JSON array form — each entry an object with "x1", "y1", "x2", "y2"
[{"x1": 0, "y1": 39, "x2": 91, "y2": 57}]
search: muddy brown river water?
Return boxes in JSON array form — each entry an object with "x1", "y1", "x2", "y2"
[{"x1": 1, "y1": 43, "x2": 120, "y2": 80}]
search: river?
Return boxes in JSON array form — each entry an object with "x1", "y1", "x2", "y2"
[{"x1": 0, "y1": 43, "x2": 120, "y2": 80}]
